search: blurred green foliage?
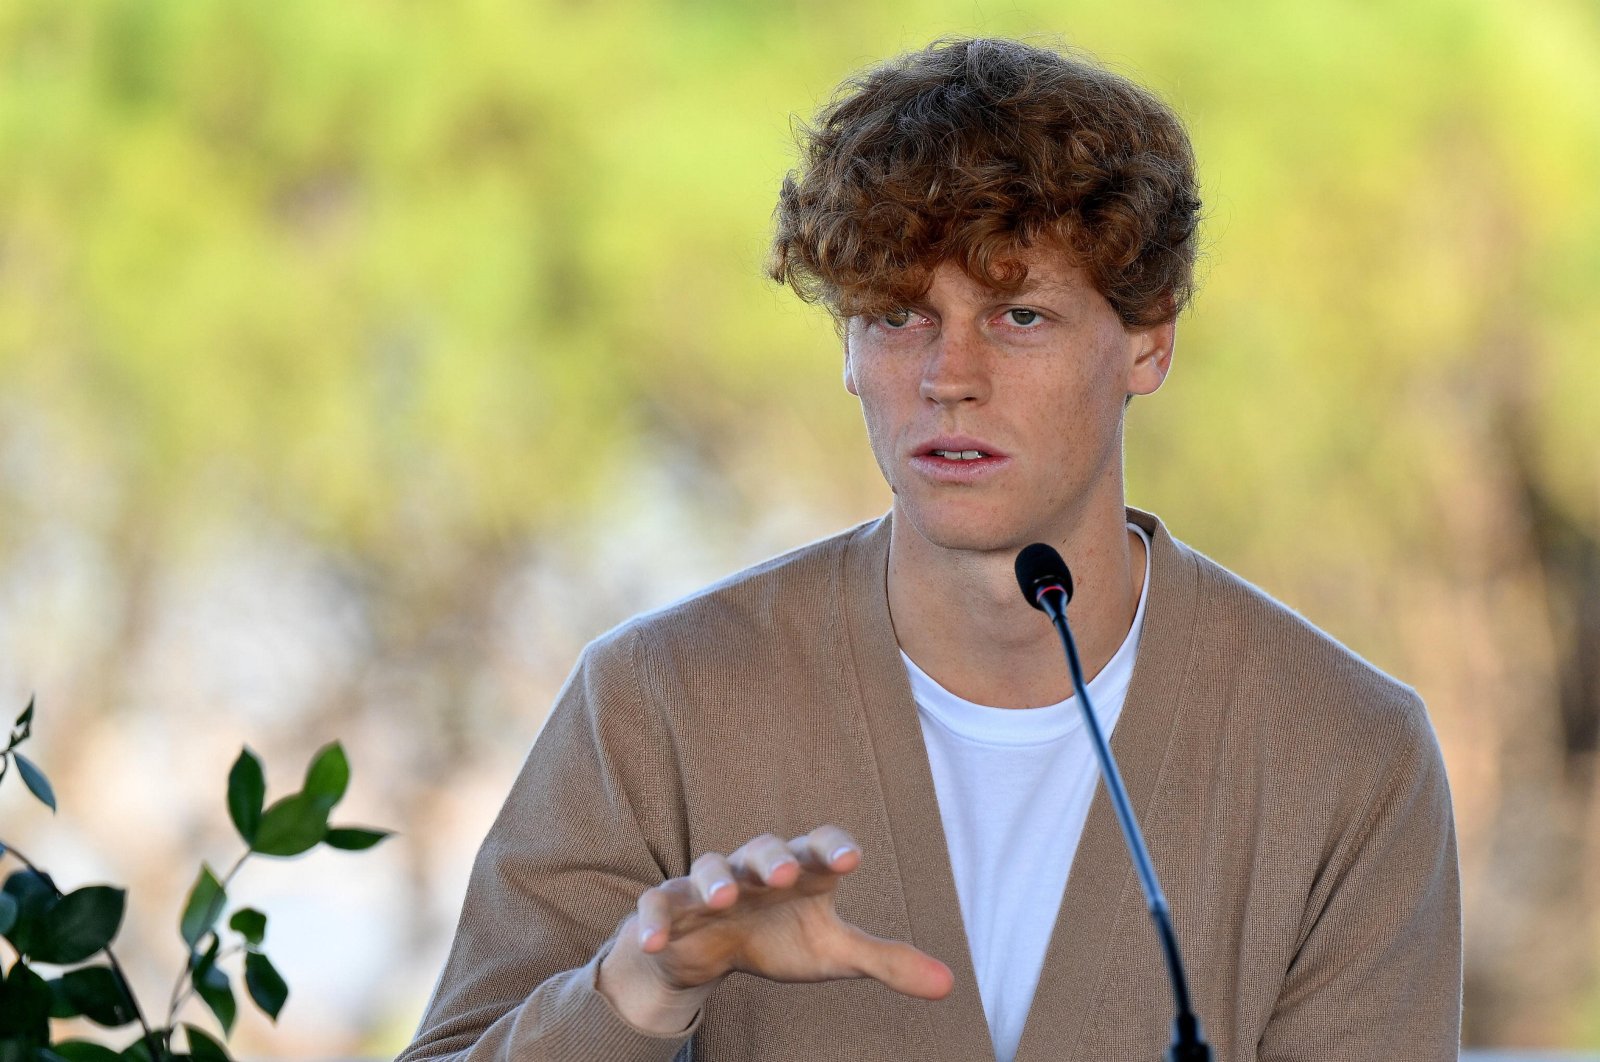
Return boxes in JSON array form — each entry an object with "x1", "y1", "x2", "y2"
[{"x1": 2, "y1": 0, "x2": 1595, "y2": 554}]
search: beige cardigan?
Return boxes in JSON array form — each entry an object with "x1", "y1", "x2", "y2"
[{"x1": 401, "y1": 510, "x2": 1461, "y2": 1061}]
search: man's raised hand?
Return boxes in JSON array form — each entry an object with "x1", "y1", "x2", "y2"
[{"x1": 597, "y1": 826, "x2": 954, "y2": 1034}]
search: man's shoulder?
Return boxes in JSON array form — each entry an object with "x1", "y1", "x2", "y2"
[
  {"x1": 584, "y1": 517, "x2": 880, "y2": 667},
  {"x1": 1165, "y1": 526, "x2": 1427, "y2": 738}
]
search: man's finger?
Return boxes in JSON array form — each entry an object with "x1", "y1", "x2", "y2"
[
  {"x1": 729, "y1": 832, "x2": 801, "y2": 887},
  {"x1": 837, "y1": 926, "x2": 955, "y2": 1001},
  {"x1": 635, "y1": 888, "x2": 675, "y2": 953},
  {"x1": 690, "y1": 851, "x2": 739, "y2": 907},
  {"x1": 635, "y1": 877, "x2": 701, "y2": 951},
  {"x1": 788, "y1": 826, "x2": 861, "y2": 875}
]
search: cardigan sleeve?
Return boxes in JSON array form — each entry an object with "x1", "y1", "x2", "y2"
[
  {"x1": 397, "y1": 625, "x2": 698, "y2": 1062},
  {"x1": 1256, "y1": 692, "x2": 1462, "y2": 1061}
]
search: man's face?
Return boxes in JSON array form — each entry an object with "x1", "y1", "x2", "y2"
[{"x1": 844, "y1": 247, "x2": 1173, "y2": 555}]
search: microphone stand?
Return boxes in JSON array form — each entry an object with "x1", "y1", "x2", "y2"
[{"x1": 1033, "y1": 581, "x2": 1211, "y2": 1062}]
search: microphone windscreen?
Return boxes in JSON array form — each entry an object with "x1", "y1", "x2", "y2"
[{"x1": 1014, "y1": 543, "x2": 1074, "y2": 610}]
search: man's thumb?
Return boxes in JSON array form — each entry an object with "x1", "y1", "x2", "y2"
[{"x1": 841, "y1": 927, "x2": 955, "y2": 1001}]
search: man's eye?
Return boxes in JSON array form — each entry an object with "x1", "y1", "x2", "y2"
[
  {"x1": 882, "y1": 309, "x2": 913, "y2": 328},
  {"x1": 1006, "y1": 308, "x2": 1041, "y2": 326}
]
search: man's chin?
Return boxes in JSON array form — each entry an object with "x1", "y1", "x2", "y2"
[{"x1": 892, "y1": 505, "x2": 1033, "y2": 557}]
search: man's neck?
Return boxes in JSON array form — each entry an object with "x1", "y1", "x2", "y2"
[{"x1": 886, "y1": 502, "x2": 1146, "y2": 709}]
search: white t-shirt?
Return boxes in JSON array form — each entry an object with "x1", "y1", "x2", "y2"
[{"x1": 902, "y1": 523, "x2": 1151, "y2": 1062}]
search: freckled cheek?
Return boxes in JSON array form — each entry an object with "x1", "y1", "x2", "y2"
[
  {"x1": 853, "y1": 401, "x2": 905, "y2": 482},
  {"x1": 849, "y1": 369, "x2": 914, "y2": 435}
]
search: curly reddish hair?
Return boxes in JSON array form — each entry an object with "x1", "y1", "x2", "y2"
[{"x1": 769, "y1": 38, "x2": 1201, "y2": 327}]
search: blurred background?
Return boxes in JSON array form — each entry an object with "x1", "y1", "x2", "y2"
[{"x1": 1, "y1": 0, "x2": 1597, "y2": 1055}]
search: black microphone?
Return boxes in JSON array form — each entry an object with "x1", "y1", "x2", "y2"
[{"x1": 1015, "y1": 543, "x2": 1211, "y2": 1062}]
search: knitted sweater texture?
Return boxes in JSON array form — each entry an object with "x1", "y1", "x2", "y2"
[{"x1": 400, "y1": 510, "x2": 1461, "y2": 1061}]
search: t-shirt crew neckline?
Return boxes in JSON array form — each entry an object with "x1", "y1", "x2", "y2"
[{"x1": 900, "y1": 522, "x2": 1152, "y2": 747}]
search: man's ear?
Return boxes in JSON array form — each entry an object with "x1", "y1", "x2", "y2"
[{"x1": 1126, "y1": 318, "x2": 1176, "y2": 397}]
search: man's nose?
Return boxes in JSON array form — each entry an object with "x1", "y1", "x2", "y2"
[{"x1": 919, "y1": 324, "x2": 992, "y2": 407}]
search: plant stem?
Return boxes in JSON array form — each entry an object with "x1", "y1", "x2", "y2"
[
  {"x1": 166, "y1": 950, "x2": 195, "y2": 1032},
  {"x1": 105, "y1": 946, "x2": 167, "y2": 1061},
  {"x1": 165, "y1": 848, "x2": 251, "y2": 1033},
  {"x1": 219, "y1": 850, "x2": 249, "y2": 890},
  {"x1": 0, "y1": 839, "x2": 55, "y2": 885},
  {"x1": 168, "y1": 942, "x2": 245, "y2": 1021},
  {"x1": 0, "y1": 838, "x2": 167, "y2": 1061}
]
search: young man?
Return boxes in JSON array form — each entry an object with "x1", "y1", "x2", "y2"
[{"x1": 400, "y1": 38, "x2": 1460, "y2": 1062}]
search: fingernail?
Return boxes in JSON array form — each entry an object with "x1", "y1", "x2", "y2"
[
  {"x1": 829, "y1": 845, "x2": 856, "y2": 862},
  {"x1": 708, "y1": 878, "x2": 733, "y2": 898}
]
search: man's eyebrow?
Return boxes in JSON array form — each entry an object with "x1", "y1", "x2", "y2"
[{"x1": 994, "y1": 276, "x2": 1072, "y2": 299}]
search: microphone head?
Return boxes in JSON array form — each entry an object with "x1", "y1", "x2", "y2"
[{"x1": 1014, "y1": 543, "x2": 1074, "y2": 611}]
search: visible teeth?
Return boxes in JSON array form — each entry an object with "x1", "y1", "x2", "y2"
[{"x1": 933, "y1": 449, "x2": 986, "y2": 460}]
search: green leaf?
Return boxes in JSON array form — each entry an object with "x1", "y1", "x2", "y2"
[
  {"x1": 0, "y1": 961, "x2": 52, "y2": 1039},
  {"x1": 190, "y1": 944, "x2": 235, "y2": 1036},
  {"x1": 0, "y1": 892, "x2": 16, "y2": 935},
  {"x1": 242, "y1": 952, "x2": 287, "y2": 1021},
  {"x1": 226, "y1": 909, "x2": 265, "y2": 947},
  {"x1": 1, "y1": 870, "x2": 58, "y2": 956},
  {"x1": 115, "y1": 1034, "x2": 164, "y2": 1062},
  {"x1": 302, "y1": 742, "x2": 349, "y2": 810},
  {"x1": 179, "y1": 866, "x2": 226, "y2": 950},
  {"x1": 12, "y1": 754, "x2": 55, "y2": 813},
  {"x1": 31, "y1": 886, "x2": 126, "y2": 965},
  {"x1": 323, "y1": 826, "x2": 392, "y2": 851},
  {"x1": 226, "y1": 749, "x2": 266, "y2": 846},
  {"x1": 51, "y1": 1043, "x2": 125, "y2": 1062},
  {"x1": 47, "y1": 973, "x2": 77, "y2": 1018},
  {"x1": 250, "y1": 793, "x2": 330, "y2": 858},
  {"x1": 58, "y1": 965, "x2": 137, "y2": 1027},
  {"x1": 118, "y1": 1027, "x2": 173, "y2": 1062},
  {"x1": 182, "y1": 1025, "x2": 229, "y2": 1062},
  {"x1": 38, "y1": 1048, "x2": 74, "y2": 1062}
]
